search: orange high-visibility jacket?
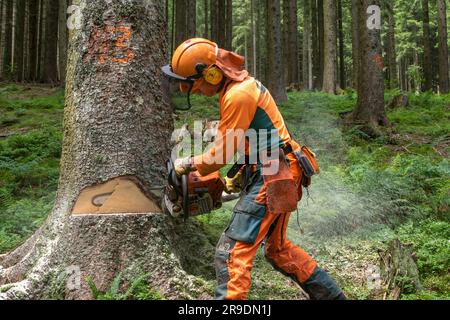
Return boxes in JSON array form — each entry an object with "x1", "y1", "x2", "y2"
[{"x1": 193, "y1": 76, "x2": 298, "y2": 176}]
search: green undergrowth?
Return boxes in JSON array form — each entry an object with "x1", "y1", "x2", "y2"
[
  {"x1": 0, "y1": 83, "x2": 63, "y2": 253},
  {"x1": 0, "y1": 83, "x2": 448, "y2": 300},
  {"x1": 87, "y1": 273, "x2": 165, "y2": 300}
]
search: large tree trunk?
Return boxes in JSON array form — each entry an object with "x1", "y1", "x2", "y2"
[
  {"x1": 0, "y1": 0, "x2": 212, "y2": 300},
  {"x1": 174, "y1": 0, "x2": 187, "y2": 47},
  {"x1": 58, "y1": 0, "x2": 68, "y2": 84},
  {"x1": 0, "y1": 0, "x2": 5, "y2": 80},
  {"x1": 26, "y1": 1, "x2": 39, "y2": 81},
  {"x1": 266, "y1": 0, "x2": 287, "y2": 103},
  {"x1": 350, "y1": 0, "x2": 387, "y2": 133},
  {"x1": 187, "y1": 0, "x2": 196, "y2": 38},
  {"x1": 203, "y1": 0, "x2": 208, "y2": 38},
  {"x1": 2, "y1": 0, "x2": 12, "y2": 79},
  {"x1": 303, "y1": 0, "x2": 312, "y2": 90},
  {"x1": 225, "y1": 0, "x2": 232, "y2": 50},
  {"x1": 251, "y1": 0, "x2": 257, "y2": 77},
  {"x1": 257, "y1": 0, "x2": 265, "y2": 84},
  {"x1": 42, "y1": 0, "x2": 58, "y2": 83},
  {"x1": 337, "y1": 0, "x2": 345, "y2": 90},
  {"x1": 437, "y1": 0, "x2": 449, "y2": 94},
  {"x1": 422, "y1": 0, "x2": 433, "y2": 92},
  {"x1": 385, "y1": 1, "x2": 397, "y2": 89},
  {"x1": 14, "y1": 0, "x2": 25, "y2": 82},
  {"x1": 322, "y1": 0, "x2": 337, "y2": 94},
  {"x1": 37, "y1": 0, "x2": 45, "y2": 81},
  {"x1": 283, "y1": 0, "x2": 299, "y2": 86},
  {"x1": 351, "y1": 0, "x2": 359, "y2": 90},
  {"x1": 0, "y1": 0, "x2": 3, "y2": 79},
  {"x1": 210, "y1": 0, "x2": 218, "y2": 43},
  {"x1": 317, "y1": 0, "x2": 324, "y2": 90},
  {"x1": 311, "y1": 0, "x2": 319, "y2": 89}
]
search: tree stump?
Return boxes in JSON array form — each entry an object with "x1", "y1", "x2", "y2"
[
  {"x1": 378, "y1": 239, "x2": 421, "y2": 299},
  {"x1": 388, "y1": 95, "x2": 409, "y2": 109}
]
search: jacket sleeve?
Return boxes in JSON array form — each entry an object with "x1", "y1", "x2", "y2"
[{"x1": 193, "y1": 90, "x2": 257, "y2": 176}]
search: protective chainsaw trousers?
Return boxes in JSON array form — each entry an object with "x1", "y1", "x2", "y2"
[{"x1": 214, "y1": 167, "x2": 345, "y2": 300}]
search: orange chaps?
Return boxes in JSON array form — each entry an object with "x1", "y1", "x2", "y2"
[{"x1": 215, "y1": 161, "x2": 345, "y2": 300}]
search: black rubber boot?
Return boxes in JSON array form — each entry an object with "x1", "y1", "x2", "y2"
[{"x1": 301, "y1": 267, "x2": 347, "y2": 300}]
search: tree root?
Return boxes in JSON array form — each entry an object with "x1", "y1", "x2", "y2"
[
  {"x1": 0, "y1": 207, "x2": 215, "y2": 300},
  {"x1": 0, "y1": 227, "x2": 42, "y2": 268}
]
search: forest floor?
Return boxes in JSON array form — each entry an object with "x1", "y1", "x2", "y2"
[{"x1": 0, "y1": 83, "x2": 449, "y2": 300}]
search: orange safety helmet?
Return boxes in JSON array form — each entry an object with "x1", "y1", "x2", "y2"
[
  {"x1": 162, "y1": 38, "x2": 249, "y2": 84},
  {"x1": 161, "y1": 38, "x2": 248, "y2": 109},
  {"x1": 162, "y1": 38, "x2": 219, "y2": 84}
]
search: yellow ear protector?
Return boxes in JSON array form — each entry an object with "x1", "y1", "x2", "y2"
[
  {"x1": 203, "y1": 66, "x2": 224, "y2": 85},
  {"x1": 195, "y1": 63, "x2": 223, "y2": 85}
]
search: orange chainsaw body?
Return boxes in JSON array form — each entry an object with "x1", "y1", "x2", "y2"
[{"x1": 187, "y1": 171, "x2": 225, "y2": 216}]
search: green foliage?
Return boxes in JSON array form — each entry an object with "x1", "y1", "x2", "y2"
[
  {"x1": 1, "y1": 84, "x2": 449, "y2": 300},
  {"x1": 397, "y1": 220, "x2": 450, "y2": 276},
  {"x1": 388, "y1": 93, "x2": 450, "y2": 138},
  {"x1": 0, "y1": 194, "x2": 55, "y2": 253},
  {"x1": 87, "y1": 273, "x2": 165, "y2": 300},
  {"x1": 0, "y1": 84, "x2": 63, "y2": 254}
]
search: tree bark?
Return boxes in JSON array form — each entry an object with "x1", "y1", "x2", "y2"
[
  {"x1": 0, "y1": 0, "x2": 3, "y2": 78},
  {"x1": 350, "y1": 0, "x2": 387, "y2": 132},
  {"x1": 351, "y1": 0, "x2": 359, "y2": 90},
  {"x1": 283, "y1": 0, "x2": 299, "y2": 85},
  {"x1": 337, "y1": 0, "x2": 345, "y2": 89},
  {"x1": 0, "y1": 0, "x2": 211, "y2": 300},
  {"x1": 437, "y1": 0, "x2": 449, "y2": 93},
  {"x1": 422, "y1": 0, "x2": 432, "y2": 91},
  {"x1": 311, "y1": 0, "x2": 319, "y2": 89},
  {"x1": 303, "y1": 0, "x2": 312, "y2": 89},
  {"x1": 58, "y1": 0, "x2": 68, "y2": 84},
  {"x1": 282, "y1": 0, "x2": 289, "y2": 86},
  {"x1": 251, "y1": 0, "x2": 257, "y2": 77},
  {"x1": 257, "y1": 0, "x2": 265, "y2": 83},
  {"x1": 384, "y1": 1, "x2": 397, "y2": 89},
  {"x1": 37, "y1": 0, "x2": 45, "y2": 81},
  {"x1": 322, "y1": 0, "x2": 337, "y2": 94},
  {"x1": 187, "y1": 0, "x2": 196, "y2": 38},
  {"x1": 210, "y1": 0, "x2": 218, "y2": 43},
  {"x1": 266, "y1": 0, "x2": 287, "y2": 103},
  {"x1": 317, "y1": 0, "x2": 324, "y2": 90},
  {"x1": 42, "y1": 0, "x2": 58, "y2": 83},
  {"x1": 170, "y1": 0, "x2": 175, "y2": 55},
  {"x1": 225, "y1": 0, "x2": 232, "y2": 50},
  {"x1": 15, "y1": 0, "x2": 26, "y2": 82},
  {"x1": 174, "y1": 0, "x2": 186, "y2": 47},
  {"x1": 203, "y1": 0, "x2": 208, "y2": 38},
  {"x1": 2, "y1": 0, "x2": 12, "y2": 79}
]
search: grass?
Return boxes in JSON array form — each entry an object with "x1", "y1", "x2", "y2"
[
  {"x1": 0, "y1": 83, "x2": 63, "y2": 253},
  {"x1": 0, "y1": 83, "x2": 448, "y2": 300}
]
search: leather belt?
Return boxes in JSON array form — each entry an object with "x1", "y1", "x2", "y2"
[{"x1": 226, "y1": 142, "x2": 294, "y2": 178}]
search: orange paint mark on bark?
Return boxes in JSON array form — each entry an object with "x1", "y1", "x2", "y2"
[
  {"x1": 86, "y1": 22, "x2": 134, "y2": 65},
  {"x1": 373, "y1": 53, "x2": 385, "y2": 70}
]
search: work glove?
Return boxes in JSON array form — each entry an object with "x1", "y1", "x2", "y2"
[
  {"x1": 174, "y1": 156, "x2": 197, "y2": 177},
  {"x1": 224, "y1": 171, "x2": 243, "y2": 194}
]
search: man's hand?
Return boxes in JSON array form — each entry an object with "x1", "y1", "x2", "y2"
[
  {"x1": 224, "y1": 171, "x2": 243, "y2": 194},
  {"x1": 174, "y1": 156, "x2": 197, "y2": 177}
]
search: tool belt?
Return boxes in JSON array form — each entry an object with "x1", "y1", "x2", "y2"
[
  {"x1": 227, "y1": 142, "x2": 320, "y2": 180},
  {"x1": 226, "y1": 142, "x2": 320, "y2": 213}
]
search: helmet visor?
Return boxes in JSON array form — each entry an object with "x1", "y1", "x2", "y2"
[{"x1": 161, "y1": 64, "x2": 190, "y2": 81}]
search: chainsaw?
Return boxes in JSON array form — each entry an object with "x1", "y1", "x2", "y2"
[{"x1": 162, "y1": 158, "x2": 239, "y2": 221}]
